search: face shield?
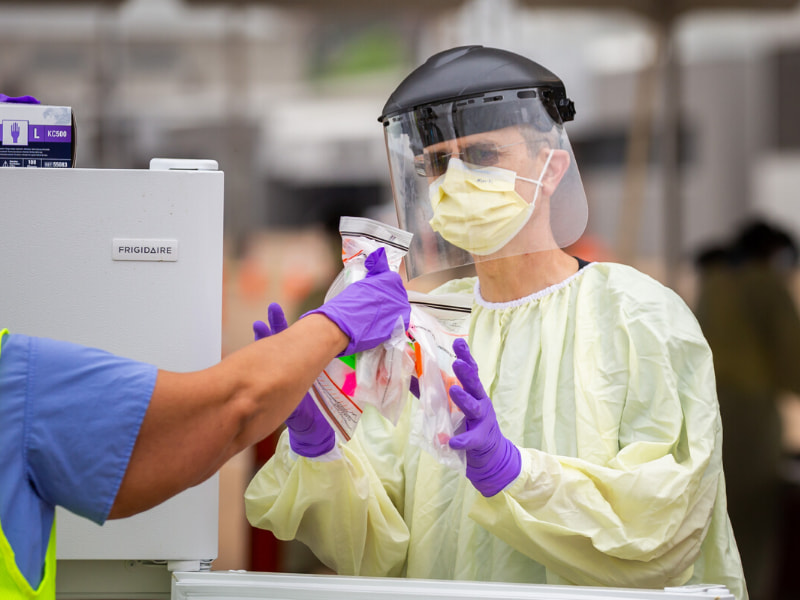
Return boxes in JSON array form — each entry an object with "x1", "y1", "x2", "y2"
[{"x1": 383, "y1": 89, "x2": 588, "y2": 281}]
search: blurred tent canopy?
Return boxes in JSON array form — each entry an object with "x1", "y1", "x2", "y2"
[
  {"x1": 0, "y1": 0, "x2": 798, "y2": 13},
  {"x1": 174, "y1": 0, "x2": 799, "y2": 284},
  {"x1": 15, "y1": 0, "x2": 790, "y2": 17},
  {"x1": 8, "y1": 0, "x2": 798, "y2": 284},
  {"x1": 176, "y1": 0, "x2": 798, "y2": 17},
  {"x1": 2, "y1": 0, "x2": 796, "y2": 25}
]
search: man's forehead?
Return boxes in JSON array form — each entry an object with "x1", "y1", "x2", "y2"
[{"x1": 423, "y1": 126, "x2": 524, "y2": 152}]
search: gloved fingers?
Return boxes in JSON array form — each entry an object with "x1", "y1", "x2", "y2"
[
  {"x1": 453, "y1": 338, "x2": 479, "y2": 371},
  {"x1": 303, "y1": 245, "x2": 410, "y2": 356},
  {"x1": 255, "y1": 303, "x2": 290, "y2": 341},
  {"x1": 452, "y1": 359, "x2": 487, "y2": 402},
  {"x1": 448, "y1": 426, "x2": 485, "y2": 451},
  {"x1": 267, "y1": 302, "x2": 289, "y2": 335},
  {"x1": 364, "y1": 247, "x2": 389, "y2": 275},
  {"x1": 253, "y1": 320, "x2": 271, "y2": 341},
  {"x1": 448, "y1": 383, "x2": 482, "y2": 420}
]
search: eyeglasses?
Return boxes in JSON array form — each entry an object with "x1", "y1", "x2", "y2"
[{"x1": 414, "y1": 141, "x2": 527, "y2": 178}]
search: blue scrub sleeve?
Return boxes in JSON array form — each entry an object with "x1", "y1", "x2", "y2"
[{"x1": 22, "y1": 335, "x2": 157, "y2": 523}]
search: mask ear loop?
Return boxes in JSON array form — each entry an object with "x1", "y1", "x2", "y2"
[{"x1": 515, "y1": 149, "x2": 555, "y2": 211}]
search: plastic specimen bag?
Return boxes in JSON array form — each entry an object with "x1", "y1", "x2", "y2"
[
  {"x1": 406, "y1": 290, "x2": 472, "y2": 471},
  {"x1": 308, "y1": 216, "x2": 415, "y2": 441}
]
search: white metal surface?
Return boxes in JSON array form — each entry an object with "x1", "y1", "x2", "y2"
[
  {"x1": 170, "y1": 572, "x2": 734, "y2": 600},
  {"x1": 0, "y1": 166, "x2": 223, "y2": 565}
]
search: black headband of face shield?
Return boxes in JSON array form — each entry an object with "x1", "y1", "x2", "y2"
[{"x1": 405, "y1": 88, "x2": 572, "y2": 154}]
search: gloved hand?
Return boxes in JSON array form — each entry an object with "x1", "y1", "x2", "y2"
[
  {"x1": 0, "y1": 94, "x2": 40, "y2": 104},
  {"x1": 303, "y1": 247, "x2": 410, "y2": 357},
  {"x1": 254, "y1": 303, "x2": 335, "y2": 458},
  {"x1": 448, "y1": 338, "x2": 521, "y2": 497}
]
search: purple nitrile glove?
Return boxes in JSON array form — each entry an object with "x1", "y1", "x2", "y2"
[
  {"x1": 303, "y1": 247, "x2": 410, "y2": 357},
  {"x1": 0, "y1": 94, "x2": 40, "y2": 104},
  {"x1": 254, "y1": 303, "x2": 335, "y2": 458},
  {"x1": 448, "y1": 338, "x2": 521, "y2": 497}
]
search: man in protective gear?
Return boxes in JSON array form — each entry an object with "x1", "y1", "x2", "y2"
[{"x1": 246, "y1": 46, "x2": 746, "y2": 599}]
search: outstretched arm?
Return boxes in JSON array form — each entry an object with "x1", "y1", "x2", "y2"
[{"x1": 110, "y1": 313, "x2": 346, "y2": 518}]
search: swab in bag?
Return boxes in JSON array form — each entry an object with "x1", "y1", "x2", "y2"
[{"x1": 407, "y1": 291, "x2": 471, "y2": 471}]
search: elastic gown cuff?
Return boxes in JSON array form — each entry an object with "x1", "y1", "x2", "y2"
[{"x1": 502, "y1": 446, "x2": 532, "y2": 496}]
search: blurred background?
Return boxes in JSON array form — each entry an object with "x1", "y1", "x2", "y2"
[{"x1": 4, "y1": 0, "x2": 800, "y2": 595}]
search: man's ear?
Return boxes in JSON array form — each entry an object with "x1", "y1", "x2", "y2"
[{"x1": 542, "y1": 149, "x2": 570, "y2": 196}]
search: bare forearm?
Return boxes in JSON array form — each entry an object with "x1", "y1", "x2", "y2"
[{"x1": 110, "y1": 314, "x2": 347, "y2": 518}]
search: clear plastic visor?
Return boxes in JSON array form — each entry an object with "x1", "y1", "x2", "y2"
[{"x1": 383, "y1": 90, "x2": 588, "y2": 282}]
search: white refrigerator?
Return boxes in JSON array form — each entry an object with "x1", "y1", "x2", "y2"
[{"x1": 0, "y1": 163, "x2": 224, "y2": 598}]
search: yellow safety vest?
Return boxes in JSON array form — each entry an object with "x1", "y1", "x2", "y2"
[{"x1": 0, "y1": 329, "x2": 58, "y2": 599}]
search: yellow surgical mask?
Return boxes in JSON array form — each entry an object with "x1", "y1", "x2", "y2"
[{"x1": 428, "y1": 152, "x2": 554, "y2": 256}]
